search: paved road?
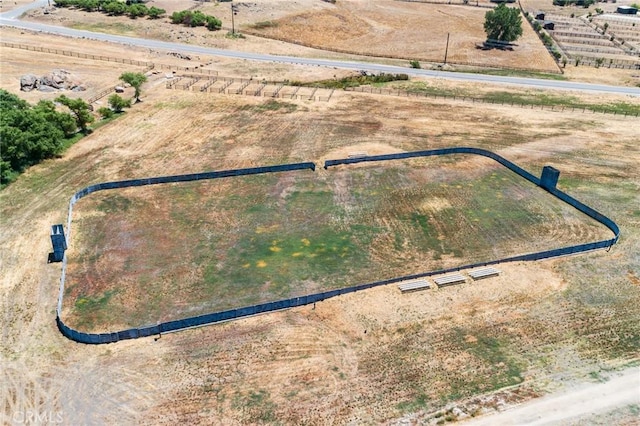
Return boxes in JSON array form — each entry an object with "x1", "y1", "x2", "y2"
[
  {"x1": 2, "y1": 1, "x2": 640, "y2": 97},
  {"x1": 462, "y1": 367, "x2": 640, "y2": 425}
]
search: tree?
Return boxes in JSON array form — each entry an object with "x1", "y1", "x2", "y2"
[
  {"x1": 34, "y1": 100, "x2": 77, "y2": 137},
  {"x1": 484, "y1": 4, "x2": 523, "y2": 43},
  {"x1": 108, "y1": 94, "x2": 131, "y2": 112},
  {"x1": 55, "y1": 95, "x2": 94, "y2": 134},
  {"x1": 147, "y1": 6, "x2": 166, "y2": 19},
  {"x1": 119, "y1": 72, "x2": 147, "y2": 102},
  {"x1": 127, "y1": 3, "x2": 148, "y2": 18},
  {"x1": 189, "y1": 11, "x2": 207, "y2": 27},
  {"x1": 98, "y1": 106, "x2": 114, "y2": 119},
  {"x1": 205, "y1": 15, "x2": 222, "y2": 30},
  {"x1": 171, "y1": 10, "x2": 189, "y2": 24},
  {"x1": 103, "y1": 1, "x2": 127, "y2": 15},
  {"x1": 1, "y1": 90, "x2": 77, "y2": 186}
]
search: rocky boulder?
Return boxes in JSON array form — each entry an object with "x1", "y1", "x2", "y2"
[
  {"x1": 20, "y1": 74, "x2": 39, "y2": 92},
  {"x1": 20, "y1": 69, "x2": 85, "y2": 92}
]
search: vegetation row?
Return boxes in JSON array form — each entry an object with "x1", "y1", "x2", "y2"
[
  {"x1": 53, "y1": 0, "x2": 166, "y2": 19},
  {"x1": 53, "y1": 1, "x2": 223, "y2": 30},
  {"x1": 0, "y1": 73, "x2": 146, "y2": 187}
]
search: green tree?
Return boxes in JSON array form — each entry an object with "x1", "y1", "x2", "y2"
[
  {"x1": 147, "y1": 6, "x2": 166, "y2": 19},
  {"x1": 34, "y1": 100, "x2": 77, "y2": 137},
  {"x1": 56, "y1": 95, "x2": 95, "y2": 134},
  {"x1": 103, "y1": 1, "x2": 127, "y2": 15},
  {"x1": 189, "y1": 11, "x2": 207, "y2": 27},
  {"x1": 1, "y1": 90, "x2": 77, "y2": 186},
  {"x1": 77, "y1": 0, "x2": 99, "y2": 11},
  {"x1": 127, "y1": 3, "x2": 148, "y2": 18},
  {"x1": 97, "y1": 106, "x2": 114, "y2": 119},
  {"x1": 205, "y1": 15, "x2": 222, "y2": 30},
  {"x1": 484, "y1": 4, "x2": 523, "y2": 42},
  {"x1": 119, "y1": 72, "x2": 148, "y2": 102},
  {"x1": 170, "y1": 10, "x2": 189, "y2": 24},
  {"x1": 108, "y1": 93, "x2": 131, "y2": 112}
]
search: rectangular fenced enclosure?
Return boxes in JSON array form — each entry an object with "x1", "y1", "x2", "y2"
[{"x1": 63, "y1": 155, "x2": 612, "y2": 332}]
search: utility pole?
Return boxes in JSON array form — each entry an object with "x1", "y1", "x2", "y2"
[
  {"x1": 231, "y1": 2, "x2": 238, "y2": 34},
  {"x1": 444, "y1": 32, "x2": 450, "y2": 64}
]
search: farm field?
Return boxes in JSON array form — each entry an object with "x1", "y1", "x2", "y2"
[
  {"x1": 63, "y1": 155, "x2": 612, "y2": 332},
  {"x1": 23, "y1": 0, "x2": 560, "y2": 72},
  {"x1": 1, "y1": 1, "x2": 640, "y2": 424},
  {"x1": 2, "y1": 79, "x2": 639, "y2": 423}
]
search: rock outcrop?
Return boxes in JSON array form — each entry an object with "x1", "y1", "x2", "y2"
[{"x1": 20, "y1": 69, "x2": 86, "y2": 92}]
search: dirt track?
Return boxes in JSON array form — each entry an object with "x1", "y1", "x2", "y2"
[{"x1": 462, "y1": 367, "x2": 640, "y2": 425}]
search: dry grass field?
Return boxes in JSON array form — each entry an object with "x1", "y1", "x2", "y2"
[
  {"x1": 21, "y1": 0, "x2": 558, "y2": 71},
  {"x1": 62, "y1": 153, "x2": 612, "y2": 333},
  {"x1": 1, "y1": 0, "x2": 640, "y2": 424}
]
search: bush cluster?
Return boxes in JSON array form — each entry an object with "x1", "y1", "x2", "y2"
[
  {"x1": 53, "y1": 0, "x2": 166, "y2": 19},
  {"x1": 170, "y1": 10, "x2": 222, "y2": 30},
  {"x1": 292, "y1": 73, "x2": 409, "y2": 89},
  {"x1": 526, "y1": 14, "x2": 563, "y2": 61},
  {"x1": 0, "y1": 90, "x2": 77, "y2": 186},
  {"x1": 552, "y1": 0, "x2": 596, "y2": 7}
]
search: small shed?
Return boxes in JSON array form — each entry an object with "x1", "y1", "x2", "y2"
[
  {"x1": 50, "y1": 224, "x2": 67, "y2": 262},
  {"x1": 617, "y1": 6, "x2": 638, "y2": 14},
  {"x1": 543, "y1": 20, "x2": 555, "y2": 30}
]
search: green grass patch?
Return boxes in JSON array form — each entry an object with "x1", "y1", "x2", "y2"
[
  {"x1": 292, "y1": 73, "x2": 409, "y2": 89},
  {"x1": 396, "y1": 393, "x2": 430, "y2": 413},
  {"x1": 73, "y1": 290, "x2": 118, "y2": 329},
  {"x1": 232, "y1": 390, "x2": 277, "y2": 423},
  {"x1": 64, "y1": 156, "x2": 613, "y2": 330},
  {"x1": 482, "y1": 92, "x2": 640, "y2": 115},
  {"x1": 388, "y1": 81, "x2": 640, "y2": 116},
  {"x1": 250, "y1": 21, "x2": 278, "y2": 29},
  {"x1": 464, "y1": 68, "x2": 567, "y2": 81},
  {"x1": 445, "y1": 327, "x2": 525, "y2": 401},
  {"x1": 97, "y1": 194, "x2": 132, "y2": 213},
  {"x1": 69, "y1": 21, "x2": 137, "y2": 35},
  {"x1": 239, "y1": 99, "x2": 298, "y2": 113}
]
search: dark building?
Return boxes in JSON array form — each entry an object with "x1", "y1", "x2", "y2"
[{"x1": 617, "y1": 6, "x2": 638, "y2": 14}]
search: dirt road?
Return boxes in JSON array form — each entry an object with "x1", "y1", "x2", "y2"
[{"x1": 462, "y1": 367, "x2": 640, "y2": 425}]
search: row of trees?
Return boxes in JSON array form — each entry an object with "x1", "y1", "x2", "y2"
[
  {"x1": 1, "y1": 72, "x2": 147, "y2": 187},
  {"x1": 53, "y1": 0, "x2": 166, "y2": 19},
  {"x1": 169, "y1": 10, "x2": 222, "y2": 30},
  {"x1": 52, "y1": 1, "x2": 224, "y2": 30},
  {"x1": 1, "y1": 90, "x2": 78, "y2": 186}
]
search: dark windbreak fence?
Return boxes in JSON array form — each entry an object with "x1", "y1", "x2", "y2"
[{"x1": 56, "y1": 149, "x2": 619, "y2": 344}]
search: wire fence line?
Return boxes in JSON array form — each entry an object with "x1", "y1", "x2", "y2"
[
  {"x1": 1, "y1": 41, "x2": 219, "y2": 75},
  {"x1": 55, "y1": 149, "x2": 619, "y2": 344},
  {"x1": 395, "y1": 0, "x2": 496, "y2": 8},
  {"x1": 165, "y1": 75, "x2": 335, "y2": 101},
  {"x1": 237, "y1": 28, "x2": 563, "y2": 75},
  {"x1": 343, "y1": 86, "x2": 640, "y2": 116}
]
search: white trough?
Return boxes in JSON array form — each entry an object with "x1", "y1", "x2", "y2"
[
  {"x1": 434, "y1": 273, "x2": 466, "y2": 287},
  {"x1": 398, "y1": 280, "x2": 431, "y2": 293},
  {"x1": 468, "y1": 267, "x2": 501, "y2": 280}
]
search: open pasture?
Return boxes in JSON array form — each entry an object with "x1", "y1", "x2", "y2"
[{"x1": 62, "y1": 153, "x2": 612, "y2": 332}]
